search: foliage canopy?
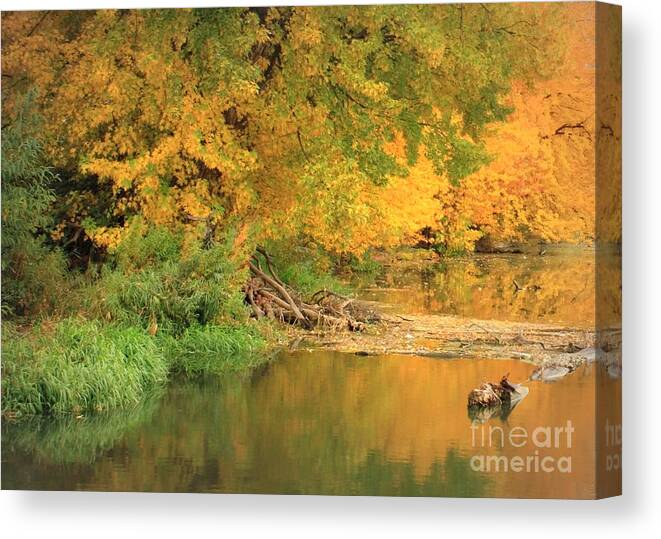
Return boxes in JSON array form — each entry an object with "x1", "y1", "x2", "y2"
[{"x1": 2, "y1": 4, "x2": 566, "y2": 256}]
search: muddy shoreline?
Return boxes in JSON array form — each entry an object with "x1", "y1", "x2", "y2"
[{"x1": 289, "y1": 305, "x2": 622, "y2": 381}]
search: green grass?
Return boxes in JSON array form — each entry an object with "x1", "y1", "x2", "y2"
[
  {"x1": 162, "y1": 323, "x2": 269, "y2": 376},
  {"x1": 1, "y1": 227, "x2": 278, "y2": 420},
  {"x1": 1, "y1": 319, "x2": 168, "y2": 418},
  {"x1": 2, "y1": 318, "x2": 272, "y2": 419}
]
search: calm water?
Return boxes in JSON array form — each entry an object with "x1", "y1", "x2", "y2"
[
  {"x1": 2, "y1": 250, "x2": 615, "y2": 498},
  {"x1": 3, "y1": 354, "x2": 605, "y2": 498},
  {"x1": 357, "y1": 246, "x2": 613, "y2": 328}
]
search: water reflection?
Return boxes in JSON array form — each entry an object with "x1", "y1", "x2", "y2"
[
  {"x1": 2, "y1": 352, "x2": 598, "y2": 498},
  {"x1": 357, "y1": 247, "x2": 619, "y2": 328}
]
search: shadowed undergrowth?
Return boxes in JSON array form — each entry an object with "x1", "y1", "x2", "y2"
[{"x1": 1, "y1": 227, "x2": 276, "y2": 420}]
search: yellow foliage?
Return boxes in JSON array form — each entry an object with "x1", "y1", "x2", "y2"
[{"x1": 1, "y1": 4, "x2": 616, "y2": 258}]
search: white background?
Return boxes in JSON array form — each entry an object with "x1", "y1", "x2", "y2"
[{"x1": 1, "y1": 0, "x2": 658, "y2": 536}]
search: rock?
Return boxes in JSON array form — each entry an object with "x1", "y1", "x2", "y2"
[
  {"x1": 510, "y1": 384, "x2": 529, "y2": 405},
  {"x1": 531, "y1": 365, "x2": 570, "y2": 382},
  {"x1": 541, "y1": 366, "x2": 570, "y2": 382}
]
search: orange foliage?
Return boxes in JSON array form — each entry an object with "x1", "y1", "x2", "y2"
[{"x1": 431, "y1": 3, "x2": 598, "y2": 250}]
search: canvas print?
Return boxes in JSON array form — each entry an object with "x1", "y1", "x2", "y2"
[{"x1": 1, "y1": 2, "x2": 621, "y2": 499}]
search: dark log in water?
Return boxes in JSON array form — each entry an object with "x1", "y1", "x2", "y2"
[
  {"x1": 468, "y1": 374, "x2": 518, "y2": 407},
  {"x1": 467, "y1": 374, "x2": 530, "y2": 423}
]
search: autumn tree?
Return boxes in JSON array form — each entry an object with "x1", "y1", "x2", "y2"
[
  {"x1": 1, "y1": 4, "x2": 560, "y2": 259},
  {"x1": 429, "y1": 3, "x2": 599, "y2": 251}
]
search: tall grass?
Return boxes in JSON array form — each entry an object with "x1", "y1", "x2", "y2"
[
  {"x1": 2, "y1": 319, "x2": 168, "y2": 418},
  {"x1": 2, "y1": 227, "x2": 275, "y2": 419},
  {"x1": 1, "y1": 318, "x2": 272, "y2": 419},
  {"x1": 162, "y1": 324, "x2": 269, "y2": 376}
]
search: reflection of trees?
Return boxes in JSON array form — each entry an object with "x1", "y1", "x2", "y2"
[
  {"x1": 2, "y1": 393, "x2": 163, "y2": 491},
  {"x1": 4, "y1": 352, "x2": 595, "y2": 497},
  {"x1": 2, "y1": 355, "x2": 492, "y2": 496},
  {"x1": 165, "y1": 358, "x2": 491, "y2": 496},
  {"x1": 361, "y1": 250, "x2": 621, "y2": 328},
  {"x1": 353, "y1": 448, "x2": 488, "y2": 497}
]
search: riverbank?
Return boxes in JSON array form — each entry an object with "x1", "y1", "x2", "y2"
[
  {"x1": 1, "y1": 318, "x2": 277, "y2": 420},
  {"x1": 2, "y1": 229, "x2": 284, "y2": 420},
  {"x1": 288, "y1": 306, "x2": 622, "y2": 381},
  {"x1": 3, "y1": 245, "x2": 617, "y2": 420}
]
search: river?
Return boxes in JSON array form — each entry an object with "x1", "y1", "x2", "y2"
[{"x1": 1, "y1": 249, "x2": 618, "y2": 498}]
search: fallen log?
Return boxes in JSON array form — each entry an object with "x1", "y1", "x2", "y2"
[
  {"x1": 468, "y1": 374, "x2": 528, "y2": 408},
  {"x1": 467, "y1": 374, "x2": 529, "y2": 423},
  {"x1": 468, "y1": 374, "x2": 518, "y2": 408}
]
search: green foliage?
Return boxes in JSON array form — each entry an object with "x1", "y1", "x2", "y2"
[
  {"x1": 445, "y1": 139, "x2": 492, "y2": 186},
  {"x1": 1, "y1": 92, "x2": 68, "y2": 316},
  {"x1": 1, "y1": 224, "x2": 275, "y2": 419},
  {"x1": 346, "y1": 251, "x2": 382, "y2": 276},
  {"x1": 1, "y1": 244, "x2": 70, "y2": 318},
  {"x1": 433, "y1": 242, "x2": 470, "y2": 258},
  {"x1": 262, "y1": 240, "x2": 350, "y2": 298},
  {"x1": 0, "y1": 92, "x2": 56, "y2": 243},
  {"x1": 94, "y1": 226, "x2": 249, "y2": 334},
  {"x1": 1, "y1": 319, "x2": 168, "y2": 418},
  {"x1": 112, "y1": 223, "x2": 184, "y2": 273},
  {"x1": 278, "y1": 260, "x2": 350, "y2": 299},
  {"x1": 162, "y1": 324, "x2": 268, "y2": 376}
]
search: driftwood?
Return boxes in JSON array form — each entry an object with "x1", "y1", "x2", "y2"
[
  {"x1": 467, "y1": 373, "x2": 529, "y2": 422},
  {"x1": 244, "y1": 249, "x2": 372, "y2": 332},
  {"x1": 468, "y1": 374, "x2": 518, "y2": 408}
]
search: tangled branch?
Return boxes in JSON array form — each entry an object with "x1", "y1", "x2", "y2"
[{"x1": 244, "y1": 250, "x2": 376, "y2": 332}]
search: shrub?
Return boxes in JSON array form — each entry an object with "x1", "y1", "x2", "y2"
[
  {"x1": 92, "y1": 226, "x2": 249, "y2": 335},
  {"x1": 1, "y1": 91, "x2": 69, "y2": 317},
  {"x1": 112, "y1": 223, "x2": 184, "y2": 273}
]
